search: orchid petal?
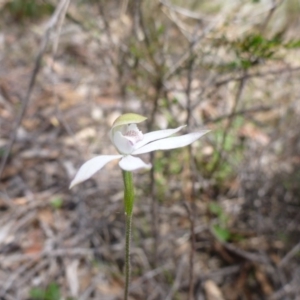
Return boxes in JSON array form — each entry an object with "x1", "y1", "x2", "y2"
[
  {"x1": 113, "y1": 131, "x2": 135, "y2": 154},
  {"x1": 70, "y1": 155, "x2": 122, "y2": 188},
  {"x1": 132, "y1": 130, "x2": 210, "y2": 155},
  {"x1": 119, "y1": 155, "x2": 152, "y2": 171},
  {"x1": 133, "y1": 125, "x2": 186, "y2": 150}
]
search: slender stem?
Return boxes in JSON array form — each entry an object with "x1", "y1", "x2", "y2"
[
  {"x1": 149, "y1": 154, "x2": 158, "y2": 266},
  {"x1": 124, "y1": 213, "x2": 132, "y2": 300},
  {"x1": 186, "y1": 202, "x2": 195, "y2": 300},
  {"x1": 187, "y1": 146, "x2": 196, "y2": 300},
  {"x1": 122, "y1": 171, "x2": 135, "y2": 216},
  {"x1": 122, "y1": 171, "x2": 135, "y2": 300}
]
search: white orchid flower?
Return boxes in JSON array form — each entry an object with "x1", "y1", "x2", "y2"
[{"x1": 70, "y1": 113, "x2": 209, "y2": 188}]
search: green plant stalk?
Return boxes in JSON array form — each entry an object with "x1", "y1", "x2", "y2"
[{"x1": 122, "y1": 171, "x2": 135, "y2": 300}]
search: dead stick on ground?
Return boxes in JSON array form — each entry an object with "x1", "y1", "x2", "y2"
[
  {"x1": 165, "y1": 256, "x2": 185, "y2": 300},
  {"x1": 279, "y1": 241, "x2": 300, "y2": 268},
  {"x1": 0, "y1": 0, "x2": 71, "y2": 179}
]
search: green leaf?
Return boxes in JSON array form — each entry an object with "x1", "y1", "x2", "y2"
[
  {"x1": 156, "y1": 24, "x2": 165, "y2": 35},
  {"x1": 50, "y1": 197, "x2": 63, "y2": 209},
  {"x1": 46, "y1": 283, "x2": 60, "y2": 300},
  {"x1": 285, "y1": 40, "x2": 300, "y2": 49},
  {"x1": 29, "y1": 283, "x2": 60, "y2": 300},
  {"x1": 30, "y1": 287, "x2": 45, "y2": 299},
  {"x1": 208, "y1": 202, "x2": 223, "y2": 216},
  {"x1": 212, "y1": 225, "x2": 231, "y2": 242}
]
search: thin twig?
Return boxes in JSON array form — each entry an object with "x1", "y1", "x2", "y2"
[
  {"x1": 269, "y1": 269, "x2": 300, "y2": 300},
  {"x1": 279, "y1": 241, "x2": 300, "y2": 268},
  {"x1": 147, "y1": 76, "x2": 164, "y2": 269},
  {"x1": 209, "y1": 70, "x2": 247, "y2": 174},
  {"x1": 120, "y1": 0, "x2": 129, "y2": 16},
  {"x1": 214, "y1": 65, "x2": 300, "y2": 88},
  {"x1": 260, "y1": 0, "x2": 285, "y2": 34},
  {"x1": 0, "y1": 260, "x2": 36, "y2": 296},
  {"x1": 149, "y1": 163, "x2": 158, "y2": 266},
  {"x1": 165, "y1": 256, "x2": 186, "y2": 300},
  {"x1": 129, "y1": 263, "x2": 172, "y2": 290},
  {"x1": 50, "y1": 0, "x2": 76, "y2": 146},
  {"x1": 0, "y1": 0, "x2": 70, "y2": 179},
  {"x1": 0, "y1": 248, "x2": 103, "y2": 264},
  {"x1": 160, "y1": 0, "x2": 208, "y2": 21},
  {"x1": 203, "y1": 105, "x2": 274, "y2": 125},
  {"x1": 184, "y1": 202, "x2": 196, "y2": 300},
  {"x1": 163, "y1": 14, "x2": 222, "y2": 80},
  {"x1": 184, "y1": 26, "x2": 199, "y2": 300},
  {"x1": 222, "y1": 242, "x2": 271, "y2": 264}
]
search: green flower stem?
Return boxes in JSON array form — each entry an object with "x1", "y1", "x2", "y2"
[
  {"x1": 122, "y1": 171, "x2": 135, "y2": 216},
  {"x1": 122, "y1": 171, "x2": 135, "y2": 300},
  {"x1": 124, "y1": 213, "x2": 132, "y2": 300}
]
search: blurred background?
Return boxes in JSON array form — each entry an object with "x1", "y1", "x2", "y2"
[{"x1": 0, "y1": 0, "x2": 300, "y2": 299}]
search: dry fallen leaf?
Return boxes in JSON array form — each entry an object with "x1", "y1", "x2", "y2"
[
  {"x1": 239, "y1": 124, "x2": 270, "y2": 145},
  {"x1": 255, "y1": 267, "x2": 273, "y2": 296},
  {"x1": 66, "y1": 259, "x2": 80, "y2": 297},
  {"x1": 204, "y1": 280, "x2": 225, "y2": 300}
]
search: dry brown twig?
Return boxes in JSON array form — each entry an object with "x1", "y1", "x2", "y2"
[
  {"x1": 269, "y1": 268, "x2": 300, "y2": 300},
  {"x1": 214, "y1": 65, "x2": 300, "y2": 87},
  {"x1": 0, "y1": 0, "x2": 71, "y2": 179},
  {"x1": 165, "y1": 255, "x2": 186, "y2": 300},
  {"x1": 184, "y1": 201, "x2": 196, "y2": 300},
  {"x1": 279, "y1": 241, "x2": 300, "y2": 268},
  {"x1": 45, "y1": 0, "x2": 75, "y2": 159},
  {"x1": 160, "y1": 0, "x2": 209, "y2": 21},
  {"x1": 221, "y1": 242, "x2": 271, "y2": 265},
  {"x1": 209, "y1": 70, "x2": 247, "y2": 174},
  {"x1": 184, "y1": 32, "x2": 199, "y2": 298},
  {"x1": 0, "y1": 248, "x2": 102, "y2": 265},
  {"x1": 203, "y1": 105, "x2": 274, "y2": 125},
  {"x1": 0, "y1": 259, "x2": 36, "y2": 296},
  {"x1": 259, "y1": 0, "x2": 285, "y2": 34}
]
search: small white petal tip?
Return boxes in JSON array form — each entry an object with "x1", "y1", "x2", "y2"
[{"x1": 69, "y1": 180, "x2": 77, "y2": 189}]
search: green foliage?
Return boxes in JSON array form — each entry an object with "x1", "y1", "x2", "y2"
[
  {"x1": 154, "y1": 149, "x2": 186, "y2": 202},
  {"x1": 235, "y1": 34, "x2": 280, "y2": 57},
  {"x1": 205, "y1": 131, "x2": 237, "y2": 181},
  {"x1": 50, "y1": 197, "x2": 63, "y2": 209},
  {"x1": 214, "y1": 33, "x2": 284, "y2": 71},
  {"x1": 0, "y1": 148, "x2": 5, "y2": 157},
  {"x1": 4, "y1": 0, "x2": 54, "y2": 21},
  {"x1": 285, "y1": 39, "x2": 300, "y2": 49},
  {"x1": 277, "y1": 231, "x2": 289, "y2": 244},
  {"x1": 208, "y1": 202, "x2": 228, "y2": 224},
  {"x1": 200, "y1": 116, "x2": 245, "y2": 183},
  {"x1": 156, "y1": 24, "x2": 166, "y2": 36},
  {"x1": 212, "y1": 224, "x2": 231, "y2": 242},
  {"x1": 30, "y1": 283, "x2": 61, "y2": 300},
  {"x1": 153, "y1": 163, "x2": 168, "y2": 201},
  {"x1": 209, "y1": 202, "x2": 231, "y2": 242},
  {"x1": 154, "y1": 149, "x2": 185, "y2": 175},
  {"x1": 163, "y1": 269, "x2": 174, "y2": 285},
  {"x1": 208, "y1": 202, "x2": 245, "y2": 242}
]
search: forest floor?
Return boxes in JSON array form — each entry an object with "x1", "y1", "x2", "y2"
[{"x1": 0, "y1": 1, "x2": 300, "y2": 299}]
